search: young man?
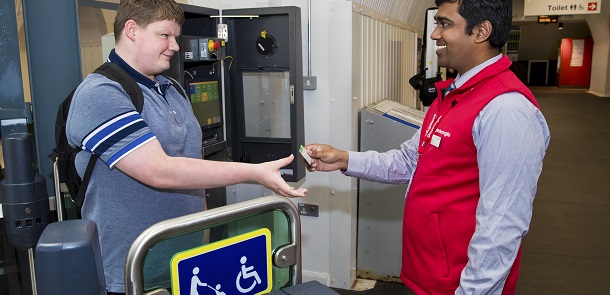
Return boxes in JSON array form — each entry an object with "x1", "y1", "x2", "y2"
[
  {"x1": 67, "y1": 0, "x2": 307, "y2": 293},
  {"x1": 304, "y1": 0, "x2": 550, "y2": 294}
]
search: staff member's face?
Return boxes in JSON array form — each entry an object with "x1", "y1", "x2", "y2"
[
  {"x1": 430, "y1": 2, "x2": 478, "y2": 75},
  {"x1": 130, "y1": 19, "x2": 180, "y2": 79}
]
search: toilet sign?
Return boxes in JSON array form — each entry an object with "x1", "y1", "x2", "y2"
[
  {"x1": 171, "y1": 228, "x2": 272, "y2": 295},
  {"x1": 524, "y1": 0, "x2": 601, "y2": 16}
]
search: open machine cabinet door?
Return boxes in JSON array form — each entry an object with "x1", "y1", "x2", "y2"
[
  {"x1": 169, "y1": 5, "x2": 305, "y2": 183},
  {"x1": 222, "y1": 6, "x2": 305, "y2": 183}
]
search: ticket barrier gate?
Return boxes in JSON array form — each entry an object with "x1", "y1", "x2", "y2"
[{"x1": 35, "y1": 196, "x2": 338, "y2": 295}]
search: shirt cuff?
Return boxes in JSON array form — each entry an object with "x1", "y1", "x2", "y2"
[{"x1": 344, "y1": 151, "x2": 366, "y2": 178}]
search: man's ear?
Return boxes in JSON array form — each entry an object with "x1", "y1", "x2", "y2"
[
  {"x1": 124, "y1": 20, "x2": 138, "y2": 42},
  {"x1": 474, "y1": 20, "x2": 492, "y2": 43}
]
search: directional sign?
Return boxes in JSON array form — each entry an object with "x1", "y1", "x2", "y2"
[
  {"x1": 171, "y1": 228, "x2": 272, "y2": 295},
  {"x1": 524, "y1": 0, "x2": 601, "y2": 16}
]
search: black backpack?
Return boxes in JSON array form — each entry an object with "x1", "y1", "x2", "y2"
[{"x1": 49, "y1": 62, "x2": 144, "y2": 209}]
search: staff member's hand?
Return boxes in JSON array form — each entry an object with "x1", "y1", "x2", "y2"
[{"x1": 303, "y1": 144, "x2": 349, "y2": 172}]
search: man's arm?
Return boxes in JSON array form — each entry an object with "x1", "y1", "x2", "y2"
[
  {"x1": 457, "y1": 93, "x2": 550, "y2": 294},
  {"x1": 304, "y1": 144, "x2": 350, "y2": 172},
  {"x1": 115, "y1": 138, "x2": 306, "y2": 197},
  {"x1": 68, "y1": 76, "x2": 306, "y2": 198},
  {"x1": 305, "y1": 128, "x2": 420, "y2": 184}
]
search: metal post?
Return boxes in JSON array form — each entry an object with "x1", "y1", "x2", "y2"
[{"x1": 124, "y1": 196, "x2": 302, "y2": 295}]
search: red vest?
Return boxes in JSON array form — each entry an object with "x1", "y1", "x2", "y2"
[{"x1": 400, "y1": 55, "x2": 538, "y2": 294}]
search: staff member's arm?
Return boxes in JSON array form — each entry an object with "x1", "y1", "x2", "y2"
[{"x1": 305, "y1": 129, "x2": 420, "y2": 184}]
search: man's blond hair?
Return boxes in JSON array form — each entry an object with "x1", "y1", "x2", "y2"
[{"x1": 114, "y1": 0, "x2": 184, "y2": 42}]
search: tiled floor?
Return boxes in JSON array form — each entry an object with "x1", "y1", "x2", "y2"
[{"x1": 332, "y1": 280, "x2": 414, "y2": 295}]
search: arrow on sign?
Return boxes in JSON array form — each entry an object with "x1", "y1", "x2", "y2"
[{"x1": 588, "y1": 2, "x2": 598, "y2": 11}]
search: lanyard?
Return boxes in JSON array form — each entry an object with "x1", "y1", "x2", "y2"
[{"x1": 418, "y1": 87, "x2": 462, "y2": 155}]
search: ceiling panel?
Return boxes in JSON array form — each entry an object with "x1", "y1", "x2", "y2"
[{"x1": 352, "y1": 0, "x2": 436, "y2": 31}]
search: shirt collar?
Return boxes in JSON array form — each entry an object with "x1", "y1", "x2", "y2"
[
  {"x1": 107, "y1": 49, "x2": 170, "y2": 89},
  {"x1": 452, "y1": 53, "x2": 503, "y2": 89}
]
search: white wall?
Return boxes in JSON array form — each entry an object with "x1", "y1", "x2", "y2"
[
  {"x1": 586, "y1": 2, "x2": 610, "y2": 97},
  {"x1": 327, "y1": 2, "x2": 358, "y2": 288}
]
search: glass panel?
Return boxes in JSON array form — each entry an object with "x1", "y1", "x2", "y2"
[
  {"x1": 242, "y1": 72, "x2": 291, "y2": 139},
  {"x1": 141, "y1": 210, "x2": 291, "y2": 293}
]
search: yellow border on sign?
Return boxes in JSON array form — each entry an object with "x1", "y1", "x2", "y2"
[{"x1": 170, "y1": 228, "x2": 273, "y2": 295}]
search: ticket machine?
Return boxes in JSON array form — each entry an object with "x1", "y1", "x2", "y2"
[{"x1": 166, "y1": 5, "x2": 305, "y2": 183}]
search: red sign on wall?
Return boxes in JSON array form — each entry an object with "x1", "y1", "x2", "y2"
[{"x1": 588, "y1": 2, "x2": 598, "y2": 11}]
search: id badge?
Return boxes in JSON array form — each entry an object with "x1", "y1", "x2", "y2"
[{"x1": 431, "y1": 134, "x2": 441, "y2": 148}]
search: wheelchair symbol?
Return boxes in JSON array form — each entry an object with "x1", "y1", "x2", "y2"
[{"x1": 235, "y1": 256, "x2": 262, "y2": 293}]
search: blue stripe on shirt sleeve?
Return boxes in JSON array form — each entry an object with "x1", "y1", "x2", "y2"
[
  {"x1": 84, "y1": 113, "x2": 142, "y2": 147},
  {"x1": 91, "y1": 120, "x2": 148, "y2": 156}
]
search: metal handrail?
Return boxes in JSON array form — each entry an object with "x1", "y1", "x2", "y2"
[
  {"x1": 52, "y1": 159, "x2": 64, "y2": 221},
  {"x1": 124, "y1": 195, "x2": 302, "y2": 295}
]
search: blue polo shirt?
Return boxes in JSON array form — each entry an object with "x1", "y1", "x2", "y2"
[{"x1": 66, "y1": 49, "x2": 205, "y2": 293}]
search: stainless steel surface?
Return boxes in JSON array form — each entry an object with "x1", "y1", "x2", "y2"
[
  {"x1": 28, "y1": 248, "x2": 37, "y2": 295},
  {"x1": 124, "y1": 195, "x2": 302, "y2": 295},
  {"x1": 52, "y1": 159, "x2": 64, "y2": 221},
  {"x1": 273, "y1": 243, "x2": 298, "y2": 268},
  {"x1": 144, "y1": 288, "x2": 171, "y2": 295}
]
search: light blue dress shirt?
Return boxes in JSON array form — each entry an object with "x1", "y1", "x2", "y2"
[{"x1": 345, "y1": 54, "x2": 551, "y2": 294}]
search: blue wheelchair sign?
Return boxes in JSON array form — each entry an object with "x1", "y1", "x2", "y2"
[{"x1": 171, "y1": 228, "x2": 272, "y2": 295}]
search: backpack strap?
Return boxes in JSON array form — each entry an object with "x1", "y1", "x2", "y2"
[
  {"x1": 94, "y1": 62, "x2": 144, "y2": 113},
  {"x1": 73, "y1": 154, "x2": 96, "y2": 208},
  {"x1": 72, "y1": 62, "x2": 145, "y2": 208}
]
